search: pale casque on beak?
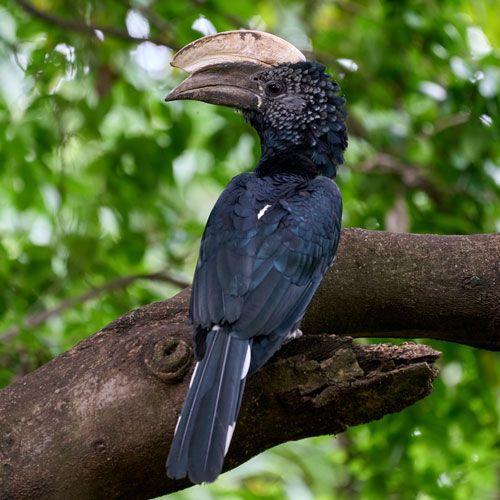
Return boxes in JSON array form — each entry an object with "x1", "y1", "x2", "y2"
[{"x1": 164, "y1": 30, "x2": 305, "y2": 110}]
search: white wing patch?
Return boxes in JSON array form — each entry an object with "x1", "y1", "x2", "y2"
[
  {"x1": 224, "y1": 422, "x2": 236, "y2": 456},
  {"x1": 241, "y1": 345, "x2": 251, "y2": 380},
  {"x1": 257, "y1": 204, "x2": 271, "y2": 219}
]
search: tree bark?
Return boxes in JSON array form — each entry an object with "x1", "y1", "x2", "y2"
[
  {"x1": 0, "y1": 228, "x2": 497, "y2": 499},
  {"x1": 305, "y1": 228, "x2": 500, "y2": 350},
  {"x1": 0, "y1": 288, "x2": 439, "y2": 500}
]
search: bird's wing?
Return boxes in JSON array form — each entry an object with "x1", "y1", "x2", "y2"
[{"x1": 190, "y1": 173, "x2": 342, "y2": 344}]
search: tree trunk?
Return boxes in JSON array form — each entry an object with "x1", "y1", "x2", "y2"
[{"x1": 1, "y1": 228, "x2": 497, "y2": 499}]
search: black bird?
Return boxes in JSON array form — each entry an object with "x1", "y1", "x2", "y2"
[{"x1": 165, "y1": 31, "x2": 347, "y2": 484}]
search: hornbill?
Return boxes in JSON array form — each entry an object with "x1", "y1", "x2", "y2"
[{"x1": 165, "y1": 31, "x2": 347, "y2": 484}]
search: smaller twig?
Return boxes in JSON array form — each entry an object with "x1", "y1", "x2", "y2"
[
  {"x1": 0, "y1": 271, "x2": 190, "y2": 343},
  {"x1": 354, "y1": 153, "x2": 441, "y2": 202},
  {"x1": 111, "y1": 0, "x2": 180, "y2": 48},
  {"x1": 427, "y1": 111, "x2": 470, "y2": 136},
  {"x1": 332, "y1": 0, "x2": 366, "y2": 16},
  {"x1": 135, "y1": 5, "x2": 177, "y2": 35},
  {"x1": 14, "y1": 0, "x2": 179, "y2": 49},
  {"x1": 0, "y1": 34, "x2": 26, "y2": 71}
]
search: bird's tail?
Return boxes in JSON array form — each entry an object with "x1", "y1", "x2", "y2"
[{"x1": 166, "y1": 327, "x2": 251, "y2": 484}]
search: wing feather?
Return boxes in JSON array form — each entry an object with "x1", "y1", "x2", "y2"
[{"x1": 191, "y1": 173, "x2": 342, "y2": 357}]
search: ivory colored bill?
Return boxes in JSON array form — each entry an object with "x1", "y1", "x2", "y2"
[{"x1": 171, "y1": 30, "x2": 306, "y2": 74}]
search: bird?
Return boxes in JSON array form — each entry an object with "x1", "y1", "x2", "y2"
[{"x1": 164, "y1": 31, "x2": 347, "y2": 484}]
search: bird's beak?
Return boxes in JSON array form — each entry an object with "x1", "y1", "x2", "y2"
[
  {"x1": 165, "y1": 62, "x2": 263, "y2": 110},
  {"x1": 165, "y1": 30, "x2": 305, "y2": 110}
]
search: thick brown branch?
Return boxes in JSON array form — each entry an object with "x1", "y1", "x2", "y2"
[
  {"x1": 0, "y1": 288, "x2": 440, "y2": 499},
  {"x1": 0, "y1": 229, "x2": 497, "y2": 498},
  {"x1": 304, "y1": 229, "x2": 500, "y2": 350},
  {"x1": 0, "y1": 271, "x2": 190, "y2": 343},
  {"x1": 14, "y1": 0, "x2": 180, "y2": 49}
]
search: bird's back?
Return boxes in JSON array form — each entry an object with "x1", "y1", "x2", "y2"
[{"x1": 190, "y1": 171, "x2": 342, "y2": 371}]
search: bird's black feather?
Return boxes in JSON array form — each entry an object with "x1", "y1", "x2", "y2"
[
  {"x1": 167, "y1": 61, "x2": 347, "y2": 484},
  {"x1": 191, "y1": 172, "x2": 341, "y2": 343}
]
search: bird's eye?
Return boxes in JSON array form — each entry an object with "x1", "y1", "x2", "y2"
[{"x1": 265, "y1": 81, "x2": 284, "y2": 96}]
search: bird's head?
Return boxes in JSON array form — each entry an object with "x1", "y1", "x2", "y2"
[{"x1": 166, "y1": 31, "x2": 347, "y2": 178}]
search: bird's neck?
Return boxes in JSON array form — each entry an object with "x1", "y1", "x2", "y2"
[
  {"x1": 252, "y1": 122, "x2": 342, "y2": 179},
  {"x1": 255, "y1": 145, "x2": 318, "y2": 180}
]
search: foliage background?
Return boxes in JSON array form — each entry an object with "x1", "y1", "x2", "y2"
[{"x1": 1, "y1": 0, "x2": 500, "y2": 498}]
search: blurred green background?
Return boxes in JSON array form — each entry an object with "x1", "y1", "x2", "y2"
[{"x1": 1, "y1": 0, "x2": 500, "y2": 498}]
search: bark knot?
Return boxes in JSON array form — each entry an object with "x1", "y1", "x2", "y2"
[{"x1": 144, "y1": 338, "x2": 192, "y2": 383}]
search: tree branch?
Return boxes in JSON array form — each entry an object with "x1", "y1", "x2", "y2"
[
  {"x1": 303, "y1": 229, "x2": 500, "y2": 350},
  {"x1": 0, "y1": 228, "x2": 498, "y2": 498},
  {"x1": 426, "y1": 111, "x2": 470, "y2": 136},
  {"x1": 0, "y1": 271, "x2": 190, "y2": 343},
  {"x1": 111, "y1": 0, "x2": 180, "y2": 47},
  {"x1": 14, "y1": 0, "x2": 180, "y2": 49},
  {"x1": 0, "y1": 34, "x2": 27, "y2": 72},
  {"x1": 0, "y1": 287, "x2": 440, "y2": 499},
  {"x1": 332, "y1": 0, "x2": 366, "y2": 16},
  {"x1": 354, "y1": 152, "x2": 442, "y2": 202}
]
